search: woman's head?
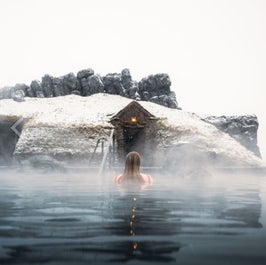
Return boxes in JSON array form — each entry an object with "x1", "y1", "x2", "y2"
[
  {"x1": 125, "y1": 151, "x2": 141, "y2": 171},
  {"x1": 120, "y1": 151, "x2": 143, "y2": 183}
]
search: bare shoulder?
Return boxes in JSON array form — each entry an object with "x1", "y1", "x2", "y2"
[
  {"x1": 114, "y1": 175, "x2": 122, "y2": 183},
  {"x1": 141, "y1": 174, "x2": 153, "y2": 184}
]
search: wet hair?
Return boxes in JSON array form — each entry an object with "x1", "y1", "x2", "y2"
[{"x1": 118, "y1": 151, "x2": 144, "y2": 183}]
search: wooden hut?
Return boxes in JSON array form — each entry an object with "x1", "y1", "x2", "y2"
[{"x1": 110, "y1": 101, "x2": 158, "y2": 164}]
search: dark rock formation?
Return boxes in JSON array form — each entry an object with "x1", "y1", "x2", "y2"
[
  {"x1": 87, "y1": 74, "x2": 104, "y2": 95},
  {"x1": 77, "y1": 69, "x2": 101, "y2": 96},
  {"x1": 121, "y1": 68, "x2": 140, "y2": 100},
  {"x1": 103, "y1": 73, "x2": 125, "y2": 96},
  {"x1": 0, "y1": 67, "x2": 181, "y2": 109},
  {"x1": 12, "y1": 90, "x2": 25, "y2": 102},
  {"x1": 139, "y1": 74, "x2": 171, "y2": 99},
  {"x1": 0, "y1": 86, "x2": 12, "y2": 99},
  {"x1": 139, "y1": 73, "x2": 180, "y2": 109},
  {"x1": 79, "y1": 77, "x2": 89, "y2": 96},
  {"x1": 30, "y1": 80, "x2": 45, "y2": 98},
  {"x1": 26, "y1": 85, "x2": 35, "y2": 97},
  {"x1": 42, "y1": 73, "x2": 80, "y2": 97},
  {"x1": 0, "y1": 115, "x2": 24, "y2": 165},
  {"x1": 52, "y1": 77, "x2": 64, "y2": 97},
  {"x1": 42, "y1": 74, "x2": 54, "y2": 97},
  {"x1": 63, "y1": 72, "x2": 78, "y2": 95},
  {"x1": 148, "y1": 90, "x2": 179, "y2": 109},
  {"x1": 3, "y1": 84, "x2": 27, "y2": 102},
  {"x1": 202, "y1": 115, "x2": 261, "y2": 157},
  {"x1": 13, "y1": 83, "x2": 29, "y2": 96},
  {"x1": 77, "y1": 68, "x2": 94, "y2": 79}
]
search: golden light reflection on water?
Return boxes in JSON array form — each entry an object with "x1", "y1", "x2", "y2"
[
  {"x1": 133, "y1": 242, "x2": 138, "y2": 250},
  {"x1": 130, "y1": 196, "x2": 138, "y2": 251}
]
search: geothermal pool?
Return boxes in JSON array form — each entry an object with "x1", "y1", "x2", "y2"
[{"x1": 0, "y1": 169, "x2": 266, "y2": 265}]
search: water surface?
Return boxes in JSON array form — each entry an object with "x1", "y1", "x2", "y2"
[{"x1": 0, "y1": 169, "x2": 266, "y2": 264}]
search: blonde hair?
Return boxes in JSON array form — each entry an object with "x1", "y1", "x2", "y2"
[{"x1": 118, "y1": 151, "x2": 144, "y2": 183}]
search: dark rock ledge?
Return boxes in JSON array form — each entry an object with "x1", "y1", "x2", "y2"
[
  {"x1": 0, "y1": 68, "x2": 181, "y2": 109},
  {"x1": 202, "y1": 115, "x2": 261, "y2": 157}
]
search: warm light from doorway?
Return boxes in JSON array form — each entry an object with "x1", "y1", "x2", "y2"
[{"x1": 131, "y1": 117, "x2": 137, "y2": 123}]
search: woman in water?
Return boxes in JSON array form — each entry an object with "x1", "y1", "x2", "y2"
[{"x1": 114, "y1": 151, "x2": 152, "y2": 185}]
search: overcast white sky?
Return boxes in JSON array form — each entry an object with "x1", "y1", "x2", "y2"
[{"x1": 0, "y1": 0, "x2": 265, "y2": 161}]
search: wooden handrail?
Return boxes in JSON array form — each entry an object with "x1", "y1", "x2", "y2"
[{"x1": 98, "y1": 129, "x2": 114, "y2": 175}]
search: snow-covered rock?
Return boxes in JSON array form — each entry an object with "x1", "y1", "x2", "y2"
[
  {"x1": 0, "y1": 68, "x2": 180, "y2": 109},
  {"x1": 0, "y1": 93, "x2": 263, "y2": 168},
  {"x1": 202, "y1": 115, "x2": 260, "y2": 157}
]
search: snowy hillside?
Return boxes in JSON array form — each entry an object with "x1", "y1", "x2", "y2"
[{"x1": 0, "y1": 93, "x2": 263, "y2": 167}]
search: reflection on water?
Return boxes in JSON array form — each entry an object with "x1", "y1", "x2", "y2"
[
  {"x1": 0, "y1": 170, "x2": 265, "y2": 264},
  {"x1": 103, "y1": 193, "x2": 182, "y2": 262}
]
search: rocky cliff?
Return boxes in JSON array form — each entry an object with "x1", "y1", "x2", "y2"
[
  {"x1": 202, "y1": 115, "x2": 261, "y2": 157},
  {"x1": 0, "y1": 115, "x2": 24, "y2": 165},
  {"x1": 0, "y1": 68, "x2": 180, "y2": 109}
]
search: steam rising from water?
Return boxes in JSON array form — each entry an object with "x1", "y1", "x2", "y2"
[{"x1": 0, "y1": 168, "x2": 266, "y2": 264}]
